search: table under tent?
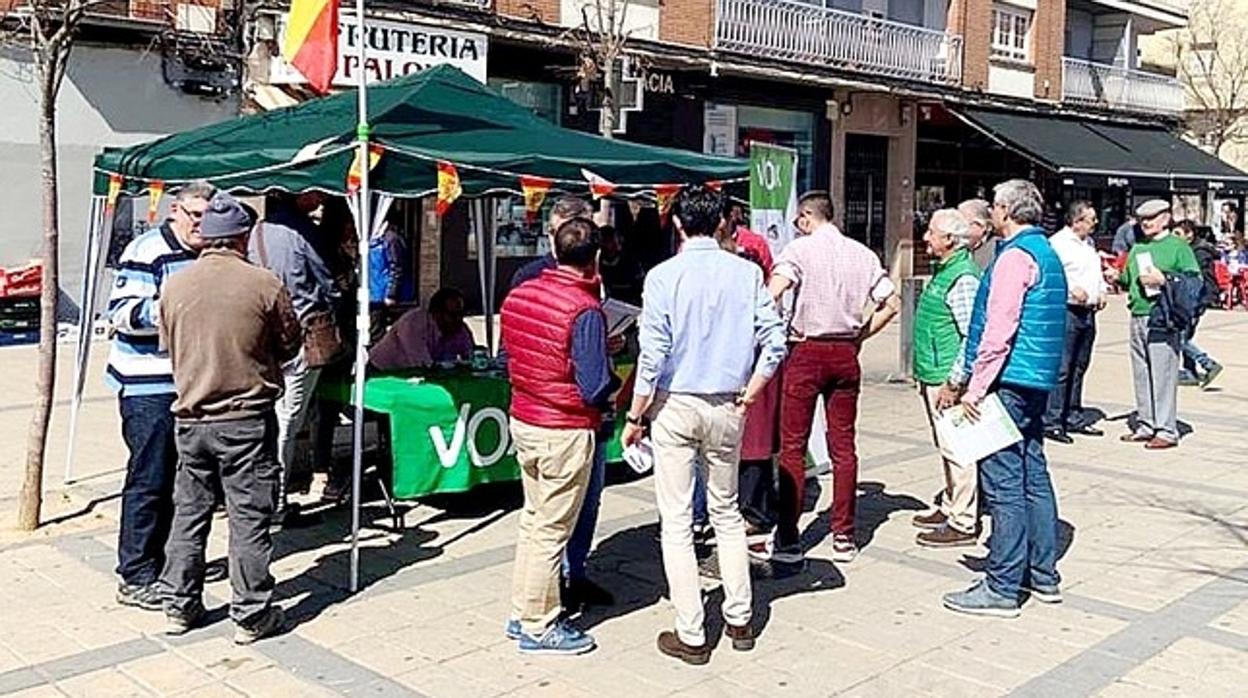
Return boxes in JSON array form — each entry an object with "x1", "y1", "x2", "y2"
[{"x1": 71, "y1": 64, "x2": 747, "y2": 590}]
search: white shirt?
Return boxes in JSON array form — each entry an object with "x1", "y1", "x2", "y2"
[{"x1": 1049, "y1": 227, "x2": 1105, "y2": 306}]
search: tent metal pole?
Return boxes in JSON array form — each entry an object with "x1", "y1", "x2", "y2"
[
  {"x1": 349, "y1": 0, "x2": 372, "y2": 595},
  {"x1": 64, "y1": 196, "x2": 107, "y2": 485}
]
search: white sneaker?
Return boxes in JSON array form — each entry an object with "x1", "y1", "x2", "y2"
[{"x1": 831, "y1": 535, "x2": 858, "y2": 563}]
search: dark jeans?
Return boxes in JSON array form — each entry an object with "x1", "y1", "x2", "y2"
[
  {"x1": 980, "y1": 386, "x2": 1061, "y2": 600},
  {"x1": 693, "y1": 458, "x2": 776, "y2": 531},
  {"x1": 117, "y1": 393, "x2": 178, "y2": 587},
  {"x1": 161, "y1": 413, "x2": 280, "y2": 626},
  {"x1": 563, "y1": 437, "x2": 607, "y2": 583},
  {"x1": 777, "y1": 339, "x2": 861, "y2": 546},
  {"x1": 1181, "y1": 311, "x2": 1216, "y2": 375},
  {"x1": 1044, "y1": 307, "x2": 1097, "y2": 430}
]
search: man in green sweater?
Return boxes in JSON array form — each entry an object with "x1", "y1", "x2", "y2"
[
  {"x1": 911, "y1": 209, "x2": 982, "y2": 548},
  {"x1": 1116, "y1": 200, "x2": 1200, "y2": 450}
]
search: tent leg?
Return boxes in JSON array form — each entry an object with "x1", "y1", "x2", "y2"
[{"x1": 64, "y1": 197, "x2": 108, "y2": 485}]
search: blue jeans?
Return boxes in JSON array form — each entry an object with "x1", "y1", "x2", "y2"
[
  {"x1": 979, "y1": 386, "x2": 1061, "y2": 600},
  {"x1": 116, "y1": 393, "x2": 178, "y2": 586},
  {"x1": 692, "y1": 460, "x2": 708, "y2": 526},
  {"x1": 563, "y1": 437, "x2": 607, "y2": 582}
]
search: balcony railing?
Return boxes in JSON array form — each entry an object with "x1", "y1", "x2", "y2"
[
  {"x1": 714, "y1": 0, "x2": 963, "y2": 85},
  {"x1": 1062, "y1": 57, "x2": 1185, "y2": 115}
]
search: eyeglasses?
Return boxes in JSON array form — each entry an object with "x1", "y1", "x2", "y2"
[{"x1": 177, "y1": 204, "x2": 206, "y2": 220}]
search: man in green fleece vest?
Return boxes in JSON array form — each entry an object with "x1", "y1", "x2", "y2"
[
  {"x1": 911, "y1": 209, "x2": 982, "y2": 548},
  {"x1": 1116, "y1": 199, "x2": 1200, "y2": 449}
]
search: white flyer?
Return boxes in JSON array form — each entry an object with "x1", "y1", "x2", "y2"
[
  {"x1": 603, "y1": 298, "x2": 642, "y2": 337},
  {"x1": 1136, "y1": 251, "x2": 1161, "y2": 297},
  {"x1": 933, "y1": 393, "x2": 1023, "y2": 468}
]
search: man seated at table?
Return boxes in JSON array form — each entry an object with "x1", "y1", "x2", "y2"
[
  {"x1": 500, "y1": 218, "x2": 619, "y2": 656},
  {"x1": 368, "y1": 288, "x2": 476, "y2": 372}
]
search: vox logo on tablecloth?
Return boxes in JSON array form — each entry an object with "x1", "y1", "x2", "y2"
[{"x1": 429, "y1": 403, "x2": 516, "y2": 468}]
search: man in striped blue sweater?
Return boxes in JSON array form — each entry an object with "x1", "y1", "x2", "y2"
[{"x1": 105, "y1": 180, "x2": 215, "y2": 610}]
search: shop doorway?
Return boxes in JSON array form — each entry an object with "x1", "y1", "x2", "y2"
[{"x1": 844, "y1": 134, "x2": 889, "y2": 257}]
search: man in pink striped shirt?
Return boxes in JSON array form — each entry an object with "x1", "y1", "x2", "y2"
[{"x1": 768, "y1": 191, "x2": 901, "y2": 566}]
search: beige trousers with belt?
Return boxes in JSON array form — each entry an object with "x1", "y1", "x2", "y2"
[
  {"x1": 919, "y1": 383, "x2": 979, "y2": 534},
  {"x1": 650, "y1": 393, "x2": 752, "y2": 646},
  {"x1": 508, "y1": 418, "x2": 595, "y2": 637}
]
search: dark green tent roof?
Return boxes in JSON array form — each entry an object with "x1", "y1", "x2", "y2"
[{"x1": 93, "y1": 65, "x2": 746, "y2": 197}]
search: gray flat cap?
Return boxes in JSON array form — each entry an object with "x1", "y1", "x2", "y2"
[
  {"x1": 199, "y1": 192, "x2": 254, "y2": 239},
  {"x1": 1135, "y1": 199, "x2": 1171, "y2": 220}
]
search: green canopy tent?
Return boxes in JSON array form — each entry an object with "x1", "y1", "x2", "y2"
[{"x1": 69, "y1": 65, "x2": 746, "y2": 591}]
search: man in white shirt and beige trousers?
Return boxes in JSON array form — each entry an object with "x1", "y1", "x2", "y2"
[{"x1": 1043, "y1": 200, "x2": 1106, "y2": 443}]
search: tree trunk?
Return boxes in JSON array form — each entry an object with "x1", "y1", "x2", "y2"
[{"x1": 19, "y1": 71, "x2": 61, "y2": 532}]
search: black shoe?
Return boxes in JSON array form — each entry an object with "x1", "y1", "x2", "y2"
[
  {"x1": 1068, "y1": 424, "x2": 1103, "y2": 437},
  {"x1": 234, "y1": 606, "x2": 286, "y2": 645},
  {"x1": 117, "y1": 582, "x2": 167, "y2": 612},
  {"x1": 1044, "y1": 428, "x2": 1074, "y2": 445},
  {"x1": 563, "y1": 578, "x2": 614, "y2": 610}
]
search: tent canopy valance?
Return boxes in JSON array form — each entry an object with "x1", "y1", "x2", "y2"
[{"x1": 92, "y1": 65, "x2": 746, "y2": 198}]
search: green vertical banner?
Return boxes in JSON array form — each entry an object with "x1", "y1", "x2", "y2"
[{"x1": 748, "y1": 142, "x2": 799, "y2": 258}]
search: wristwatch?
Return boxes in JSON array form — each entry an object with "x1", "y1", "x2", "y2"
[{"x1": 625, "y1": 413, "x2": 646, "y2": 426}]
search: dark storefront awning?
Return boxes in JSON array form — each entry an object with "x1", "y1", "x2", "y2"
[{"x1": 950, "y1": 107, "x2": 1248, "y2": 193}]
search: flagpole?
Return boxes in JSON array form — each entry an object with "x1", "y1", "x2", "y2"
[{"x1": 349, "y1": 0, "x2": 370, "y2": 594}]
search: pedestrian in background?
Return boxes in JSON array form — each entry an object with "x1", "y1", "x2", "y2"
[
  {"x1": 1117, "y1": 200, "x2": 1200, "y2": 450},
  {"x1": 910, "y1": 209, "x2": 982, "y2": 549},
  {"x1": 943, "y1": 179, "x2": 1067, "y2": 618},
  {"x1": 105, "y1": 180, "x2": 214, "y2": 611},
  {"x1": 622, "y1": 185, "x2": 786, "y2": 665},
  {"x1": 1175, "y1": 221, "x2": 1224, "y2": 390},
  {"x1": 959, "y1": 199, "x2": 996, "y2": 270},
  {"x1": 158, "y1": 192, "x2": 302, "y2": 643},
  {"x1": 1044, "y1": 200, "x2": 1107, "y2": 443},
  {"x1": 501, "y1": 218, "x2": 618, "y2": 656}
]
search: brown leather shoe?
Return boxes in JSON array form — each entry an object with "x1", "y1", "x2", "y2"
[
  {"x1": 724, "y1": 623, "x2": 755, "y2": 652},
  {"x1": 1144, "y1": 437, "x2": 1178, "y2": 450},
  {"x1": 916, "y1": 525, "x2": 978, "y2": 548},
  {"x1": 657, "y1": 631, "x2": 710, "y2": 665},
  {"x1": 912, "y1": 510, "x2": 947, "y2": 530},
  {"x1": 1120, "y1": 433, "x2": 1152, "y2": 443}
]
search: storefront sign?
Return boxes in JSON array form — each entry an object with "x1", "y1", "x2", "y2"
[{"x1": 269, "y1": 12, "x2": 488, "y2": 87}]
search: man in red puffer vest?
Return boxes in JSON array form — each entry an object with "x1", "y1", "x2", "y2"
[{"x1": 500, "y1": 218, "x2": 618, "y2": 656}]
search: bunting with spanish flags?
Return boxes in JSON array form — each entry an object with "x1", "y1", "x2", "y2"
[
  {"x1": 282, "y1": 0, "x2": 339, "y2": 94},
  {"x1": 435, "y1": 161, "x2": 462, "y2": 216},
  {"x1": 105, "y1": 174, "x2": 123, "y2": 215},
  {"x1": 146, "y1": 181, "x2": 165, "y2": 223},
  {"x1": 655, "y1": 183, "x2": 682, "y2": 224},
  {"x1": 346, "y1": 145, "x2": 384, "y2": 195},
  {"x1": 581, "y1": 169, "x2": 617, "y2": 200},
  {"x1": 520, "y1": 176, "x2": 553, "y2": 223}
]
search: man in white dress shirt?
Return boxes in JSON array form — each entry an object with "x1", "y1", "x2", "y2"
[{"x1": 1044, "y1": 200, "x2": 1106, "y2": 443}]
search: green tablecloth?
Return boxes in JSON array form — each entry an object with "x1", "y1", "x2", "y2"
[{"x1": 320, "y1": 371, "x2": 624, "y2": 499}]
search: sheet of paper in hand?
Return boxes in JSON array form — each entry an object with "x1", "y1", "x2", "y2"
[
  {"x1": 603, "y1": 298, "x2": 642, "y2": 337},
  {"x1": 934, "y1": 393, "x2": 1023, "y2": 468}
]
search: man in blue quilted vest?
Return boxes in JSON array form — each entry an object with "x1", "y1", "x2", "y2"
[{"x1": 943, "y1": 179, "x2": 1068, "y2": 618}]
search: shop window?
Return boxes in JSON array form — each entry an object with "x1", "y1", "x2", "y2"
[
  {"x1": 488, "y1": 79, "x2": 563, "y2": 125},
  {"x1": 991, "y1": 4, "x2": 1031, "y2": 64},
  {"x1": 735, "y1": 104, "x2": 817, "y2": 194}
]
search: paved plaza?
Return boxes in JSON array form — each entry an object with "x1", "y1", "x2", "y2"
[{"x1": 1, "y1": 301, "x2": 1247, "y2": 697}]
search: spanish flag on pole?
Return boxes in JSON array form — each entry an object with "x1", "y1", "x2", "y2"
[{"x1": 283, "y1": 0, "x2": 339, "y2": 94}]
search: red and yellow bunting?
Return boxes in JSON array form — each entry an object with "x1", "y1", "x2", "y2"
[
  {"x1": 105, "y1": 174, "x2": 124, "y2": 215},
  {"x1": 346, "y1": 145, "x2": 384, "y2": 195},
  {"x1": 520, "y1": 175, "x2": 553, "y2": 223},
  {"x1": 656, "y1": 183, "x2": 682, "y2": 224},
  {"x1": 282, "y1": 0, "x2": 339, "y2": 94},
  {"x1": 581, "y1": 169, "x2": 617, "y2": 200},
  {"x1": 146, "y1": 180, "x2": 165, "y2": 223},
  {"x1": 435, "y1": 160, "x2": 462, "y2": 216}
]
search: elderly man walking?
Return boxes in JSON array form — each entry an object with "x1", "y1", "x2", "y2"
[
  {"x1": 622, "y1": 186, "x2": 787, "y2": 665},
  {"x1": 910, "y1": 210, "x2": 982, "y2": 549},
  {"x1": 769, "y1": 191, "x2": 901, "y2": 566},
  {"x1": 943, "y1": 179, "x2": 1067, "y2": 618},
  {"x1": 158, "y1": 193, "x2": 302, "y2": 643},
  {"x1": 501, "y1": 218, "x2": 618, "y2": 656},
  {"x1": 1044, "y1": 201, "x2": 1107, "y2": 443},
  {"x1": 1117, "y1": 200, "x2": 1200, "y2": 450},
  {"x1": 105, "y1": 181, "x2": 214, "y2": 610}
]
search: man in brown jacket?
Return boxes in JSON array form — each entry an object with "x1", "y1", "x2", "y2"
[{"x1": 157, "y1": 192, "x2": 302, "y2": 644}]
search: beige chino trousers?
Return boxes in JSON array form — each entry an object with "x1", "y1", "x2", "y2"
[{"x1": 918, "y1": 383, "x2": 979, "y2": 534}]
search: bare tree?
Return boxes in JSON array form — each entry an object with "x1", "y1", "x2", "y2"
[
  {"x1": 1173, "y1": 0, "x2": 1248, "y2": 157},
  {"x1": 3, "y1": 0, "x2": 96, "y2": 530},
  {"x1": 568, "y1": 0, "x2": 637, "y2": 139}
]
